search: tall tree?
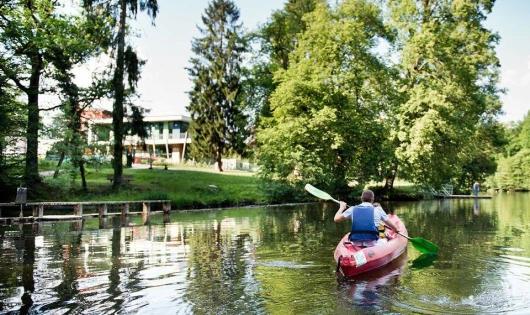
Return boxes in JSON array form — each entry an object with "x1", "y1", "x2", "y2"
[
  {"x1": 255, "y1": 0, "x2": 394, "y2": 194},
  {"x1": 0, "y1": 0, "x2": 60, "y2": 183},
  {"x1": 82, "y1": 0, "x2": 158, "y2": 187},
  {"x1": 187, "y1": 0, "x2": 247, "y2": 171},
  {"x1": 492, "y1": 111, "x2": 530, "y2": 191},
  {"x1": 243, "y1": 0, "x2": 317, "y2": 126},
  {"x1": 45, "y1": 6, "x2": 113, "y2": 190},
  {"x1": 386, "y1": 0, "x2": 503, "y2": 189},
  {"x1": 0, "y1": 76, "x2": 25, "y2": 197}
]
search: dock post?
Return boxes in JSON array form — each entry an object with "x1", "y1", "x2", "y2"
[
  {"x1": 121, "y1": 203, "x2": 129, "y2": 217},
  {"x1": 98, "y1": 203, "x2": 108, "y2": 217},
  {"x1": 32, "y1": 205, "x2": 44, "y2": 218},
  {"x1": 142, "y1": 202, "x2": 151, "y2": 225},
  {"x1": 163, "y1": 201, "x2": 171, "y2": 213},
  {"x1": 73, "y1": 220, "x2": 84, "y2": 232},
  {"x1": 99, "y1": 217, "x2": 108, "y2": 229},
  {"x1": 163, "y1": 213, "x2": 170, "y2": 224},
  {"x1": 32, "y1": 222, "x2": 43, "y2": 235},
  {"x1": 73, "y1": 203, "x2": 83, "y2": 216}
]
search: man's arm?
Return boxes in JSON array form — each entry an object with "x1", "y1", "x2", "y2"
[
  {"x1": 334, "y1": 201, "x2": 348, "y2": 222},
  {"x1": 383, "y1": 218, "x2": 400, "y2": 234}
]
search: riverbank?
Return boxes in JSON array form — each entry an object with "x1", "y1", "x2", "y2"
[
  {"x1": 32, "y1": 164, "x2": 268, "y2": 210},
  {"x1": 4, "y1": 163, "x2": 460, "y2": 209}
]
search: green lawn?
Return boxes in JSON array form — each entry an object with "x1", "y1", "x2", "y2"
[
  {"x1": 37, "y1": 161, "x2": 424, "y2": 208},
  {"x1": 40, "y1": 163, "x2": 267, "y2": 210}
]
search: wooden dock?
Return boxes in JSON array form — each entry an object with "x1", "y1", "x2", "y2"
[
  {"x1": 435, "y1": 195, "x2": 492, "y2": 199},
  {"x1": 0, "y1": 200, "x2": 171, "y2": 225}
]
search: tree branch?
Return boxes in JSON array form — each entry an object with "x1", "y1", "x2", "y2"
[{"x1": 0, "y1": 61, "x2": 29, "y2": 93}]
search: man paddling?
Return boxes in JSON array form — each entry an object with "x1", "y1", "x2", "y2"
[{"x1": 334, "y1": 190, "x2": 400, "y2": 247}]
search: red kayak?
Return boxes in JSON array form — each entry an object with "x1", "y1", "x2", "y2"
[{"x1": 333, "y1": 214, "x2": 408, "y2": 277}]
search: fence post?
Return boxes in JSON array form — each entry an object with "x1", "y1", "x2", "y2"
[
  {"x1": 163, "y1": 201, "x2": 171, "y2": 213},
  {"x1": 98, "y1": 203, "x2": 108, "y2": 217},
  {"x1": 32, "y1": 205, "x2": 44, "y2": 218},
  {"x1": 74, "y1": 203, "x2": 83, "y2": 216},
  {"x1": 121, "y1": 203, "x2": 129, "y2": 217},
  {"x1": 142, "y1": 202, "x2": 151, "y2": 225}
]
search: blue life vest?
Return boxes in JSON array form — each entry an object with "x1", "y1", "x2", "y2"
[{"x1": 349, "y1": 205, "x2": 379, "y2": 241}]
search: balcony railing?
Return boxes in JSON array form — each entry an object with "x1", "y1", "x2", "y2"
[{"x1": 123, "y1": 132, "x2": 191, "y2": 143}]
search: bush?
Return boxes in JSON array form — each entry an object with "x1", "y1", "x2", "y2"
[
  {"x1": 142, "y1": 191, "x2": 170, "y2": 200},
  {"x1": 259, "y1": 179, "x2": 303, "y2": 204},
  {"x1": 42, "y1": 173, "x2": 73, "y2": 193}
]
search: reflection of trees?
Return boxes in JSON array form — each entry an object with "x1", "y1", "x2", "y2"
[
  {"x1": 252, "y1": 203, "x2": 346, "y2": 314},
  {"x1": 184, "y1": 216, "x2": 264, "y2": 314},
  {"x1": 20, "y1": 225, "x2": 35, "y2": 313},
  {"x1": 0, "y1": 229, "x2": 24, "y2": 311},
  {"x1": 52, "y1": 226, "x2": 84, "y2": 310},
  {"x1": 389, "y1": 199, "x2": 502, "y2": 300}
]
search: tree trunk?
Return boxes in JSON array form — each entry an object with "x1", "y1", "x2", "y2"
[
  {"x1": 54, "y1": 152, "x2": 65, "y2": 179},
  {"x1": 383, "y1": 160, "x2": 398, "y2": 193},
  {"x1": 25, "y1": 54, "x2": 43, "y2": 184},
  {"x1": 80, "y1": 161, "x2": 87, "y2": 191},
  {"x1": 112, "y1": 0, "x2": 127, "y2": 188},
  {"x1": 216, "y1": 148, "x2": 223, "y2": 172}
]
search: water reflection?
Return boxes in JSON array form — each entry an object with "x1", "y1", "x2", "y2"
[
  {"x1": 474, "y1": 198, "x2": 480, "y2": 215},
  {"x1": 337, "y1": 252, "x2": 407, "y2": 311},
  {"x1": 1, "y1": 194, "x2": 530, "y2": 313}
]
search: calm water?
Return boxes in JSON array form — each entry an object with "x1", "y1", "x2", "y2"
[{"x1": 1, "y1": 192, "x2": 530, "y2": 314}]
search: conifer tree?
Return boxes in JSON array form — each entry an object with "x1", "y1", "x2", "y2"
[
  {"x1": 187, "y1": 0, "x2": 247, "y2": 171},
  {"x1": 82, "y1": 0, "x2": 158, "y2": 187}
]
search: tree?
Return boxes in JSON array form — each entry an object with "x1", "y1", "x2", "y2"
[
  {"x1": 82, "y1": 0, "x2": 158, "y2": 187},
  {"x1": 45, "y1": 7, "x2": 113, "y2": 190},
  {"x1": 0, "y1": 76, "x2": 25, "y2": 198},
  {"x1": 243, "y1": 0, "x2": 317, "y2": 126},
  {"x1": 491, "y1": 111, "x2": 530, "y2": 191},
  {"x1": 385, "y1": 0, "x2": 504, "y2": 189},
  {"x1": 0, "y1": 0, "x2": 60, "y2": 183},
  {"x1": 187, "y1": 0, "x2": 247, "y2": 171},
  {"x1": 255, "y1": 0, "x2": 395, "y2": 195}
]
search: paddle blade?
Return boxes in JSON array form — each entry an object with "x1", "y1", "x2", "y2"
[
  {"x1": 411, "y1": 253, "x2": 438, "y2": 269},
  {"x1": 410, "y1": 237, "x2": 439, "y2": 255},
  {"x1": 304, "y1": 184, "x2": 337, "y2": 202}
]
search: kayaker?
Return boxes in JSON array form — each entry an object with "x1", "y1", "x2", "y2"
[{"x1": 334, "y1": 190, "x2": 400, "y2": 247}]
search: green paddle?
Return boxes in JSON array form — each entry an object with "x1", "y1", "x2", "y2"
[
  {"x1": 304, "y1": 184, "x2": 439, "y2": 255},
  {"x1": 384, "y1": 225, "x2": 439, "y2": 255}
]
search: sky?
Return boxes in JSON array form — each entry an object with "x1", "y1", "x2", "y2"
[{"x1": 124, "y1": 0, "x2": 529, "y2": 123}]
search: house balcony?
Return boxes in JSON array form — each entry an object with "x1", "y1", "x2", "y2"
[{"x1": 123, "y1": 133, "x2": 191, "y2": 146}]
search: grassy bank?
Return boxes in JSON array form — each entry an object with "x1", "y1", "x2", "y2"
[
  {"x1": 21, "y1": 161, "x2": 425, "y2": 208},
  {"x1": 36, "y1": 164, "x2": 268, "y2": 210}
]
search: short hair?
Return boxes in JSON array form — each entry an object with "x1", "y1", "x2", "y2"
[{"x1": 361, "y1": 190, "x2": 374, "y2": 203}]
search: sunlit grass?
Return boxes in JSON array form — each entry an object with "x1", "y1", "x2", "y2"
[{"x1": 44, "y1": 163, "x2": 266, "y2": 209}]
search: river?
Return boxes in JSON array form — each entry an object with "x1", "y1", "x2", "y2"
[{"x1": 0, "y1": 192, "x2": 529, "y2": 314}]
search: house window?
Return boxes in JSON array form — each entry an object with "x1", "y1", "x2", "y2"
[
  {"x1": 156, "y1": 122, "x2": 164, "y2": 139},
  {"x1": 94, "y1": 125, "x2": 111, "y2": 141},
  {"x1": 144, "y1": 123, "x2": 152, "y2": 138}
]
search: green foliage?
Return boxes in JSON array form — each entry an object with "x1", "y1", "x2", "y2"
[
  {"x1": 259, "y1": 179, "x2": 303, "y2": 204},
  {"x1": 82, "y1": 0, "x2": 158, "y2": 187},
  {"x1": 186, "y1": 0, "x2": 248, "y2": 170},
  {"x1": 0, "y1": 77, "x2": 25, "y2": 190},
  {"x1": 0, "y1": 0, "x2": 75, "y2": 182},
  {"x1": 43, "y1": 172, "x2": 74, "y2": 193},
  {"x1": 243, "y1": 0, "x2": 320, "y2": 126},
  {"x1": 387, "y1": 0, "x2": 503, "y2": 188},
  {"x1": 256, "y1": 0, "x2": 394, "y2": 195},
  {"x1": 493, "y1": 149, "x2": 530, "y2": 191},
  {"x1": 487, "y1": 111, "x2": 530, "y2": 191},
  {"x1": 142, "y1": 191, "x2": 170, "y2": 201}
]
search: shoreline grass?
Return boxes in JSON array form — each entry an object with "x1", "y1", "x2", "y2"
[{"x1": 34, "y1": 164, "x2": 269, "y2": 210}]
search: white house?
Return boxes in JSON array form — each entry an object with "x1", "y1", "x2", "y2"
[{"x1": 89, "y1": 115, "x2": 192, "y2": 164}]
